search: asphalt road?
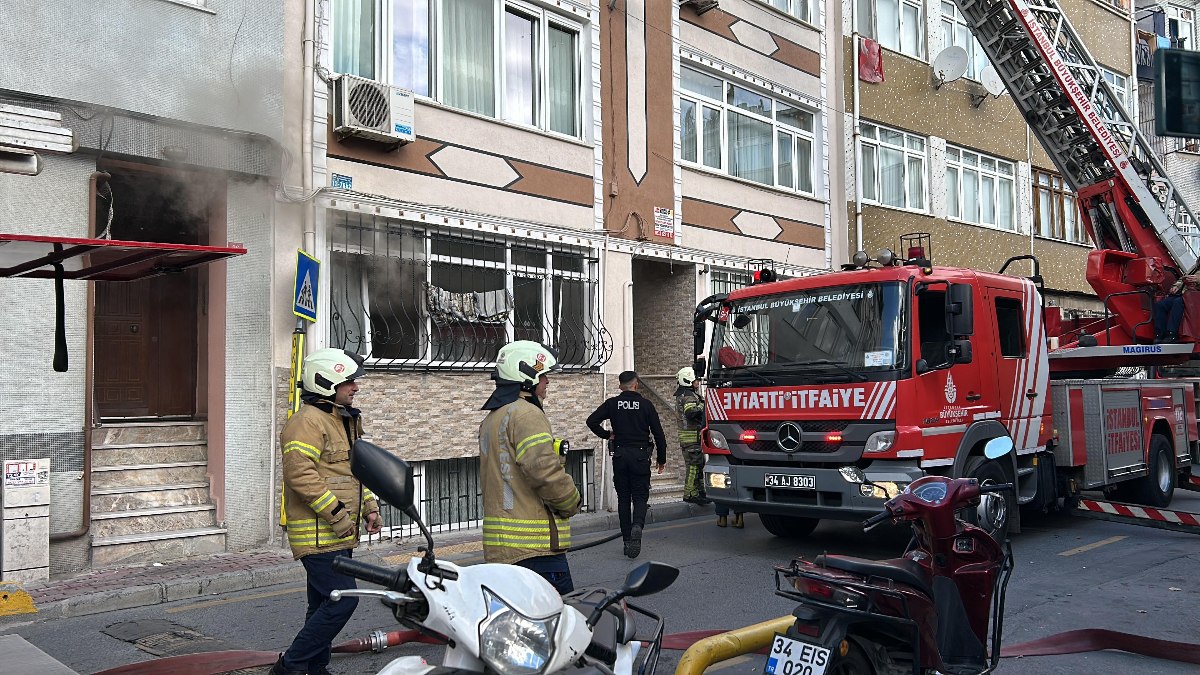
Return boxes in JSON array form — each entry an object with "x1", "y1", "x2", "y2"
[{"x1": 5, "y1": 491, "x2": 1199, "y2": 675}]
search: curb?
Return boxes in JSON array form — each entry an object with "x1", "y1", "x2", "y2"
[{"x1": 3, "y1": 502, "x2": 711, "y2": 624}]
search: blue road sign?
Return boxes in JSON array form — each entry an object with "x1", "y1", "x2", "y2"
[{"x1": 293, "y1": 250, "x2": 320, "y2": 322}]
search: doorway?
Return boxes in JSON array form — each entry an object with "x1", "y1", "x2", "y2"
[{"x1": 93, "y1": 163, "x2": 223, "y2": 419}]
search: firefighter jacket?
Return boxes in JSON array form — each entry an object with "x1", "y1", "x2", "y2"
[
  {"x1": 280, "y1": 399, "x2": 380, "y2": 560},
  {"x1": 479, "y1": 392, "x2": 582, "y2": 565},
  {"x1": 675, "y1": 386, "x2": 705, "y2": 448}
]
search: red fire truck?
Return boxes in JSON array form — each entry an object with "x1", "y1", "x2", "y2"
[{"x1": 694, "y1": 0, "x2": 1200, "y2": 540}]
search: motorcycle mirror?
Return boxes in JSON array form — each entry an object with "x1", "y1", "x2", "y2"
[
  {"x1": 983, "y1": 436, "x2": 1014, "y2": 460},
  {"x1": 620, "y1": 561, "x2": 680, "y2": 598},
  {"x1": 352, "y1": 440, "x2": 415, "y2": 511}
]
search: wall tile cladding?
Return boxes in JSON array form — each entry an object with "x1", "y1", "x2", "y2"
[{"x1": 632, "y1": 261, "x2": 697, "y2": 377}]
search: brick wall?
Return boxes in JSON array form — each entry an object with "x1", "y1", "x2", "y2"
[{"x1": 632, "y1": 260, "x2": 697, "y2": 377}]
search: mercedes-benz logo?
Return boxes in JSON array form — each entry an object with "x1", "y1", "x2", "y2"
[{"x1": 776, "y1": 422, "x2": 802, "y2": 452}]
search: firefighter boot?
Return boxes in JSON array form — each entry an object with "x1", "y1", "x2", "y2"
[
  {"x1": 732, "y1": 513, "x2": 744, "y2": 528},
  {"x1": 716, "y1": 515, "x2": 728, "y2": 528}
]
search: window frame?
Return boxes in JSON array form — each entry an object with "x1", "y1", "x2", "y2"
[
  {"x1": 859, "y1": 0, "x2": 926, "y2": 60},
  {"x1": 939, "y1": 2, "x2": 988, "y2": 80},
  {"x1": 859, "y1": 122, "x2": 929, "y2": 214},
  {"x1": 1168, "y1": 4, "x2": 1196, "y2": 50},
  {"x1": 994, "y1": 296, "x2": 1027, "y2": 358},
  {"x1": 339, "y1": 0, "x2": 587, "y2": 139},
  {"x1": 944, "y1": 145, "x2": 1016, "y2": 231},
  {"x1": 679, "y1": 63, "x2": 819, "y2": 196},
  {"x1": 1032, "y1": 168, "x2": 1088, "y2": 245},
  {"x1": 328, "y1": 215, "x2": 602, "y2": 370},
  {"x1": 759, "y1": 0, "x2": 817, "y2": 26}
]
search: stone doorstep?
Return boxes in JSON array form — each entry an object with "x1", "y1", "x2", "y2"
[{"x1": 2, "y1": 502, "x2": 707, "y2": 624}]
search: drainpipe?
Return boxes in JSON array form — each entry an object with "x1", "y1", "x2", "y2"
[
  {"x1": 302, "y1": 0, "x2": 317, "y2": 254},
  {"x1": 52, "y1": 171, "x2": 110, "y2": 542},
  {"x1": 622, "y1": 281, "x2": 634, "y2": 371},
  {"x1": 851, "y1": 4, "x2": 864, "y2": 253}
]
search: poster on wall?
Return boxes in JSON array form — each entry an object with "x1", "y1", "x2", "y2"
[{"x1": 653, "y1": 207, "x2": 674, "y2": 240}]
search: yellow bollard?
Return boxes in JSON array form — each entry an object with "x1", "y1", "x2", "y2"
[
  {"x1": 0, "y1": 583, "x2": 37, "y2": 617},
  {"x1": 675, "y1": 615, "x2": 795, "y2": 675}
]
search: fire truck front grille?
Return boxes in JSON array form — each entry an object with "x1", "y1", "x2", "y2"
[{"x1": 738, "y1": 421, "x2": 851, "y2": 454}]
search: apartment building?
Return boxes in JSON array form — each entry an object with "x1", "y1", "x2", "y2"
[
  {"x1": 0, "y1": 0, "x2": 284, "y2": 574},
  {"x1": 841, "y1": 0, "x2": 1137, "y2": 315}
]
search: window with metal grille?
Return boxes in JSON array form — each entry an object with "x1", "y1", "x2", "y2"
[{"x1": 328, "y1": 211, "x2": 612, "y2": 370}]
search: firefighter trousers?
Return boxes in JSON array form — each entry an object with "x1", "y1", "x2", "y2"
[{"x1": 680, "y1": 444, "x2": 706, "y2": 499}]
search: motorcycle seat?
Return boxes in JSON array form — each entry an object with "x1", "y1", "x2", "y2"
[{"x1": 814, "y1": 555, "x2": 932, "y2": 598}]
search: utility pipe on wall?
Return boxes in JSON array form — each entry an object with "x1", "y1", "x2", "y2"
[{"x1": 851, "y1": 4, "x2": 864, "y2": 254}]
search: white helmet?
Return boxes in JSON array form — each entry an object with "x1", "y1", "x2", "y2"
[
  {"x1": 302, "y1": 348, "x2": 366, "y2": 396},
  {"x1": 496, "y1": 341, "x2": 560, "y2": 386},
  {"x1": 677, "y1": 366, "x2": 697, "y2": 387}
]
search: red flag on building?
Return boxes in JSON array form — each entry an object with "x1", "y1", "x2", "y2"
[{"x1": 859, "y1": 37, "x2": 884, "y2": 83}]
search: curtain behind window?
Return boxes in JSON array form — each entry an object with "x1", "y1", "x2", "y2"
[
  {"x1": 443, "y1": 0, "x2": 495, "y2": 116},
  {"x1": 334, "y1": 0, "x2": 376, "y2": 79},
  {"x1": 548, "y1": 25, "x2": 578, "y2": 136},
  {"x1": 728, "y1": 113, "x2": 773, "y2": 185}
]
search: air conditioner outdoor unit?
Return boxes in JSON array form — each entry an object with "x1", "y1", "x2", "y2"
[{"x1": 332, "y1": 74, "x2": 415, "y2": 146}]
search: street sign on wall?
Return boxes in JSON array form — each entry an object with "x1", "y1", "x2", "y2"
[{"x1": 293, "y1": 250, "x2": 320, "y2": 322}]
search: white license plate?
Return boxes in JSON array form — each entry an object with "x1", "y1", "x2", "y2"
[
  {"x1": 764, "y1": 473, "x2": 816, "y2": 489},
  {"x1": 763, "y1": 633, "x2": 831, "y2": 675}
]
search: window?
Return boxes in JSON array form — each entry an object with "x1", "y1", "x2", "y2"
[
  {"x1": 1168, "y1": 5, "x2": 1196, "y2": 50},
  {"x1": 860, "y1": 122, "x2": 927, "y2": 212},
  {"x1": 328, "y1": 211, "x2": 608, "y2": 369},
  {"x1": 994, "y1": 297, "x2": 1026, "y2": 358},
  {"x1": 333, "y1": 0, "x2": 584, "y2": 138},
  {"x1": 1100, "y1": 67, "x2": 1130, "y2": 121},
  {"x1": 680, "y1": 65, "x2": 818, "y2": 194},
  {"x1": 762, "y1": 0, "x2": 815, "y2": 24},
  {"x1": 1033, "y1": 169, "x2": 1088, "y2": 244},
  {"x1": 940, "y1": 2, "x2": 988, "y2": 79},
  {"x1": 858, "y1": 0, "x2": 924, "y2": 59},
  {"x1": 945, "y1": 146, "x2": 1015, "y2": 230},
  {"x1": 918, "y1": 290, "x2": 949, "y2": 368}
]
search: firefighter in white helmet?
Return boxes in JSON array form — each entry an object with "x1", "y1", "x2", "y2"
[
  {"x1": 479, "y1": 340, "x2": 582, "y2": 593},
  {"x1": 272, "y1": 348, "x2": 382, "y2": 675},
  {"x1": 674, "y1": 366, "x2": 711, "y2": 506}
]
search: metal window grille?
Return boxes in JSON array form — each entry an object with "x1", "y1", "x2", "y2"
[
  {"x1": 372, "y1": 449, "x2": 596, "y2": 541},
  {"x1": 329, "y1": 210, "x2": 612, "y2": 370}
]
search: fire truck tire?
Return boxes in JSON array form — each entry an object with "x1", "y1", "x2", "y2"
[
  {"x1": 1132, "y1": 434, "x2": 1175, "y2": 508},
  {"x1": 962, "y1": 456, "x2": 1013, "y2": 542},
  {"x1": 759, "y1": 513, "x2": 820, "y2": 539}
]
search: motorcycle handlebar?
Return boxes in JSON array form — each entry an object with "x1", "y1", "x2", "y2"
[
  {"x1": 862, "y1": 509, "x2": 893, "y2": 529},
  {"x1": 979, "y1": 483, "x2": 1015, "y2": 494},
  {"x1": 332, "y1": 557, "x2": 406, "y2": 591}
]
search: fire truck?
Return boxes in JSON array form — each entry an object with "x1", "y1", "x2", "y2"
[{"x1": 694, "y1": 0, "x2": 1200, "y2": 540}]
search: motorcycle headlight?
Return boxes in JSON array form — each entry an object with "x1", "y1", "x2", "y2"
[{"x1": 479, "y1": 589, "x2": 557, "y2": 675}]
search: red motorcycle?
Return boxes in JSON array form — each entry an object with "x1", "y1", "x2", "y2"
[{"x1": 768, "y1": 437, "x2": 1015, "y2": 675}]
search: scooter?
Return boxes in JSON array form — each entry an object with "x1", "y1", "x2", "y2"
[
  {"x1": 768, "y1": 437, "x2": 1016, "y2": 675},
  {"x1": 331, "y1": 439, "x2": 680, "y2": 675}
]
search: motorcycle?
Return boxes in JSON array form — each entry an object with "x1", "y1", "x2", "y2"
[
  {"x1": 769, "y1": 437, "x2": 1016, "y2": 675},
  {"x1": 331, "y1": 439, "x2": 680, "y2": 675}
]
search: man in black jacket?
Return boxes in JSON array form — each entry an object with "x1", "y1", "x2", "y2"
[{"x1": 587, "y1": 371, "x2": 666, "y2": 558}]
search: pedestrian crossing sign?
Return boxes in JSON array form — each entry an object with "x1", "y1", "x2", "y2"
[{"x1": 293, "y1": 250, "x2": 320, "y2": 322}]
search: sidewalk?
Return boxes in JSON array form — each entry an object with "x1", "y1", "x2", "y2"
[{"x1": 0, "y1": 501, "x2": 709, "y2": 626}]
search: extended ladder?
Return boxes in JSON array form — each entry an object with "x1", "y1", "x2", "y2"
[{"x1": 954, "y1": 0, "x2": 1199, "y2": 272}]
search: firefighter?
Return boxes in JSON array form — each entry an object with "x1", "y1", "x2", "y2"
[
  {"x1": 675, "y1": 367, "x2": 711, "y2": 506},
  {"x1": 480, "y1": 340, "x2": 582, "y2": 594},
  {"x1": 587, "y1": 371, "x2": 667, "y2": 558},
  {"x1": 272, "y1": 348, "x2": 382, "y2": 675}
]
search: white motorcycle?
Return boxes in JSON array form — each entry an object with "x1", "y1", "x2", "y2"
[{"x1": 332, "y1": 440, "x2": 680, "y2": 675}]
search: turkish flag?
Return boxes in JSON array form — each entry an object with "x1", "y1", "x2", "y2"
[{"x1": 859, "y1": 37, "x2": 884, "y2": 83}]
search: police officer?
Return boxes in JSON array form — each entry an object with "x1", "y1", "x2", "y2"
[
  {"x1": 675, "y1": 367, "x2": 711, "y2": 506},
  {"x1": 587, "y1": 371, "x2": 666, "y2": 558},
  {"x1": 480, "y1": 341, "x2": 582, "y2": 593}
]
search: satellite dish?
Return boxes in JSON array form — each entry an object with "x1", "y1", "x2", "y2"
[
  {"x1": 932, "y1": 47, "x2": 969, "y2": 90},
  {"x1": 980, "y1": 66, "x2": 1006, "y2": 97}
]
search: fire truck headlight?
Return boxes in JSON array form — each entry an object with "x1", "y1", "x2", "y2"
[
  {"x1": 707, "y1": 472, "x2": 729, "y2": 489},
  {"x1": 863, "y1": 431, "x2": 896, "y2": 453},
  {"x1": 708, "y1": 430, "x2": 729, "y2": 450}
]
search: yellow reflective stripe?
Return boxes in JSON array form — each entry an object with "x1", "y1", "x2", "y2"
[
  {"x1": 484, "y1": 516, "x2": 556, "y2": 525},
  {"x1": 551, "y1": 492, "x2": 580, "y2": 511},
  {"x1": 287, "y1": 535, "x2": 356, "y2": 544},
  {"x1": 363, "y1": 488, "x2": 377, "y2": 501},
  {"x1": 484, "y1": 524, "x2": 551, "y2": 534},
  {"x1": 286, "y1": 518, "x2": 318, "y2": 525},
  {"x1": 310, "y1": 491, "x2": 337, "y2": 512},
  {"x1": 515, "y1": 433, "x2": 552, "y2": 460},
  {"x1": 483, "y1": 537, "x2": 571, "y2": 547},
  {"x1": 284, "y1": 441, "x2": 321, "y2": 461}
]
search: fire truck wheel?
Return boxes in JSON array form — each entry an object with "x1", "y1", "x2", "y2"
[
  {"x1": 1132, "y1": 434, "x2": 1175, "y2": 508},
  {"x1": 759, "y1": 513, "x2": 820, "y2": 539},
  {"x1": 961, "y1": 456, "x2": 1013, "y2": 542}
]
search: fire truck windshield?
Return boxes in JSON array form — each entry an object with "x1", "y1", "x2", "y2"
[{"x1": 711, "y1": 282, "x2": 907, "y2": 383}]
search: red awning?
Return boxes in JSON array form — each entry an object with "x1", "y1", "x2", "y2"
[{"x1": 0, "y1": 233, "x2": 247, "y2": 281}]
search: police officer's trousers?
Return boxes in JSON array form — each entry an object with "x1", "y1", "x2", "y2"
[{"x1": 612, "y1": 445, "x2": 652, "y2": 540}]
